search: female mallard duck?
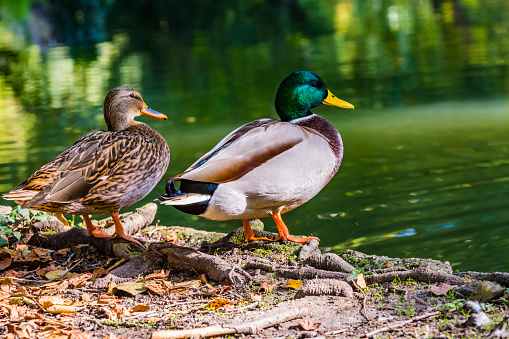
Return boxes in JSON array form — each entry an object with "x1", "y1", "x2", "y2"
[
  {"x1": 3, "y1": 86, "x2": 170, "y2": 248},
  {"x1": 158, "y1": 71, "x2": 353, "y2": 244}
]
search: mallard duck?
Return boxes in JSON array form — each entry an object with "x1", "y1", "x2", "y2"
[
  {"x1": 3, "y1": 86, "x2": 170, "y2": 248},
  {"x1": 158, "y1": 71, "x2": 353, "y2": 244}
]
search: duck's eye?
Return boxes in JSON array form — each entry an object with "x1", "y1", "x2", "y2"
[
  {"x1": 129, "y1": 93, "x2": 135, "y2": 98},
  {"x1": 310, "y1": 82, "x2": 318, "y2": 87}
]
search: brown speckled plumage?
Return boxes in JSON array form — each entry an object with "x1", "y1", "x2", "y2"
[{"x1": 3, "y1": 86, "x2": 169, "y2": 247}]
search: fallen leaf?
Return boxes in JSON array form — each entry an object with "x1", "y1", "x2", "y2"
[
  {"x1": 131, "y1": 304, "x2": 150, "y2": 312},
  {"x1": 56, "y1": 248, "x2": 70, "y2": 256},
  {"x1": 9, "y1": 296, "x2": 37, "y2": 307},
  {"x1": 90, "y1": 267, "x2": 108, "y2": 281},
  {"x1": 97, "y1": 294, "x2": 118, "y2": 305},
  {"x1": 7, "y1": 322, "x2": 33, "y2": 339},
  {"x1": 356, "y1": 273, "x2": 367, "y2": 289},
  {"x1": 0, "y1": 250, "x2": 12, "y2": 271},
  {"x1": 4, "y1": 269, "x2": 19, "y2": 277},
  {"x1": 144, "y1": 280, "x2": 168, "y2": 296},
  {"x1": 173, "y1": 280, "x2": 201, "y2": 289},
  {"x1": 67, "y1": 273, "x2": 92, "y2": 288},
  {"x1": 39, "y1": 296, "x2": 67, "y2": 308},
  {"x1": 110, "y1": 281, "x2": 147, "y2": 297},
  {"x1": 145, "y1": 269, "x2": 169, "y2": 280},
  {"x1": 299, "y1": 317, "x2": 321, "y2": 330},
  {"x1": 284, "y1": 280, "x2": 303, "y2": 290},
  {"x1": 430, "y1": 283, "x2": 453, "y2": 296},
  {"x1": 45, "y1": 269, "x2": 67, "y2": 280},
  {"x1": 259, "y1": 281, "x2": 277, "y2": 293},
  {"x1": 45, "y1": 305, "x2": 76, "y2": 314},
  {"x1": 205, "y1": 298, "x2": 233, "y2": 310}
]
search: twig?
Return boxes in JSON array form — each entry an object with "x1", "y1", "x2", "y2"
[
  {"x1": 352, "y1": 279, "x2": 370, "y2": 322},
  {"x1": 151, "y1": 307, "x2": 308, "y2": 339},
  {"x1": 364, "y1": 311, "x2": 440, "y2": 337}
]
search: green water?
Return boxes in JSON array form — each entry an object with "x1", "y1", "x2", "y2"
[{"x1": 0, "y1": 0, "x2": 508, "y2": 272}]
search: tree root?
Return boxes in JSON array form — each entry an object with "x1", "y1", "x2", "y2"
[
  {"x1": 365, "y1": 267, "x2": 465, "y2": 285},
  {"x1": 151, "y1": 307, "x2": 308, "y2": 338},
  {"x1": 295, "y1": 278, "x2": 354, "y2": 299},
  {"x1": 456, "y1": 271, "x2": 509, "y2": 286},
  {"x1": 298, "y1": 239, "x2": 355, "y2": 273},
  {"x1": 152, "y1": 243, "x2": 252, "y2": 286}
]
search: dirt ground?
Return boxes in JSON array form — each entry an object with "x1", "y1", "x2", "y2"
[{"x1": 1, "y1": 204, "x2": 508, "y2": 339}]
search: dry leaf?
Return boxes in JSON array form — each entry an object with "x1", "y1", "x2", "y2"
[
  {"x1": 67, "y1": 273, "x2": 92, "y2": 288},
  {"x1": 0, "y1": 251, "x2": 12, "y2": 271},
  {"x1": 110, "y1": 281, "x2": 147, "y2": 297},
  {"x1": 90, "y1": 267, "x2": 108, "y2": 281},
  {"x1": 430, "y1": 283, "x2": 453, "y2": 296},
  {"x1": 205, "y1": 298, "x2": 233, "y2": 310},
  {"x1": 97, "y1": 294, "x2": 117, "y2": 305},
  {"x1": 356, "y1": 273, "x2": 367, "y2": 289},
  {"x1": 284, "y1": 280, "x2": 303, "y2": 290},
  {"x1": 299, "y1": 317, "x2": 321, "y2": 330},
  {"x1": 258, "y1": 281, "x2": 277, "y2": 293},
  {"x1": 45, "y1": 269, "x2": 67, "y2": 280},
  {"x1": 131, "y1": 304, "x2": 150, "y2": 312},
  {"x1": 4, "y1": 269, "x2": 19, "y2": 277},
  {"x1": 144, "y1": 280, "x2": 168, "y2": 296},
  {"x1": 45, "y1": 305, "x2": 76, "y2": 314},
  {"x1": 39, "y1": 295, "x2": 67, "y2": 308},
  {"x1": 174, "y1": 280, "x2": 201, "y2": 289},
  {"x1": 56, "y1": 248, "x2": 70, "y2": 256},
  {"x1": 145, "y1": 269, "x2": 169, "y2": 279},
  {"x1": 7, "y1": 323, "x2": 33, "y2": 339}
]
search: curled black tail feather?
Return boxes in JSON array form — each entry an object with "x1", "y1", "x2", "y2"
[{"x1": 166, "y1": 180, "x2": 181, "y2": 196}]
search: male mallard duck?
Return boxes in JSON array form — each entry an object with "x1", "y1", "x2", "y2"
[
  {"x1": 3, "y1": 86, "x2": 170, "y2": 248},
  {"x1": 158, "y1": 71, "x2": 353, "y2": 244}
]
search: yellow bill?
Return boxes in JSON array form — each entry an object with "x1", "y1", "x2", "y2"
[{"x1": 323, "y1": 89, "x2": 354, "y2": 109}]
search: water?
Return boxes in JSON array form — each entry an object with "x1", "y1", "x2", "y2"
[{"x1": 0, "y1": 0, "x2": 508, "y2": 272}]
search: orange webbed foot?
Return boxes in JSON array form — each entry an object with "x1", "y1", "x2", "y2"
[
  {"x1": 277, "y1": 234, "x2": 320, "y2": 244},
  {"x1": 113, "y1": 233, "x2": 145, "y2": 249},
  {"x1": 242, "y1": 219, "x2": 273, "y2": 243}
]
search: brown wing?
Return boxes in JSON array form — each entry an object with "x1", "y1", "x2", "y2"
[
  {"x1": 10, "y1": 130, "x2": 136, "y2": 207},
  {"x1": 171, "y1": 119, "x2": 312, "y2": 184}
]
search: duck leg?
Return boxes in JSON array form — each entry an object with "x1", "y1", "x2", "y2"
[
  {"x1": 82, "y1": 215, "x2": 112, "y2": 238},
  {"x1": 242, "y1": 219, "x2": 272, "y2": 242},
  {"x1": 83, "y1": 214, "x2": 145, "y2": 248},
  {"x1": 53, "y1": 213, "x2": 69, "y2": 226},
  {"x1": 270, "y1": 212, "x2": 320, "y2": 244},
  {"x1": 110, "y1": 211, "x2": 145, "y2": 249}
]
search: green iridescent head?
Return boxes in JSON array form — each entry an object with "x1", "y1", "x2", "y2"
[{"x1": 274, "y1": 71, "x2": 354, "y2": 122}]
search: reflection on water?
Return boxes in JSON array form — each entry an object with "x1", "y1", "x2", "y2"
[{"x1": 1, "y1": 0, "x2": 509, "y2": 271}]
